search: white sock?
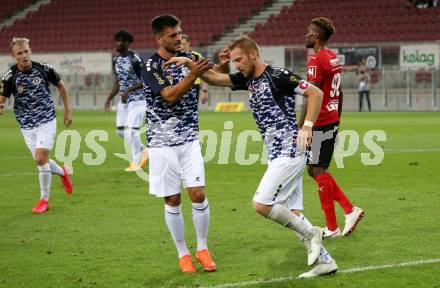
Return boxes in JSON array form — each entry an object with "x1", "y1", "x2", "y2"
[
  {"x1": 267, "y1": 204, "x2": 316, "y2": 239},
  {"x1": 37, "y1": 163, "x2": 51, "y2": 201},
  {"x1": 165, "y1": 204, "x2": 190, "y2": 258},
  {"x1": 192, "y1": 199, "x2": 210, "y2": 251},
  {"x1": 48, "y1": 159, "x2": 64, "y2": 176},
  {"x1": 294, "y1": 214, "x2": 333, "y2": 264},
  {"x1": 131, "y1": 128, "x2": 142, "y2": 164}
]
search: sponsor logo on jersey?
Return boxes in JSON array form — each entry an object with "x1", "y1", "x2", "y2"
[
  {"x1": 146, "y1": 59, "x2": 152, "y2": 71},
  {"x1": 32, "y1": 77, "x2": 42, "y2": 85},
  {"x1": 153, "y1": 72, "x2": 164, "y2": 85},
  {"x1": 327, "y1": 100, "x2": 339, "y2": 111},
  {"x1": 290, "y1": 74, "x2": 298, "y2": 83},
  {"x1": 299, "y1": 80, "x2": 310, "y2": 90},
  {"x1": 273, "y1": 68, "x2": 282, "y2": 76},
  {"x1": 308, "y1": 66, "x2": 317, "y2": 78},
  {"x1": 258, "y1": 82, "x2": 267, "y2": 93}
]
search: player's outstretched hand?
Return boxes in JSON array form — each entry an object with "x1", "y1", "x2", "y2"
[
  {"x1": 296, "y1": 126, "x2": 312, "y2": 151},
  {"x1": 163, "y1": 57, "x2": 192, "y2": 68},
  {"x1": 191, "y1": 59, "x2": 214, "y2": 77},
  {"x1": 218, "y1": 47, "x2": 230, "y2": 66},
  {"x1": 64, "y1": 110, "x2": 72, "y2": 127}
]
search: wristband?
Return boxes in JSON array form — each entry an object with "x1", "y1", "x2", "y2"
[{"x1": 303, "y1": 120, "x2": 314, "y2": 128}]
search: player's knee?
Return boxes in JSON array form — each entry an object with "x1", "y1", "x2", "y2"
[
  {"x1": 308, "y1": 166, "x2": 326, "y2": 178},
  {"x1": 164, "y1": 194, "x2": 181, "y2": 206},
  {"x1": 253, "y1": 201, "x2": 271, "y2": 217},
  {"x1": 291, "y1": 209, "x2": 302, "y2": 216},
  {"x1": 35, "y1": 150, "x2": 49, "y2": 166},
  {"x1": 35, "y1": 156, "x2": 48, "y2": 166},
  {"x1": 188, "y1": 187, "x2": 205, "y2": 203}
]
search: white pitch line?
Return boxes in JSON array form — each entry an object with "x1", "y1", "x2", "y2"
[{"x1": 202, "y1": 259, "x2": 440, "y2": 288}]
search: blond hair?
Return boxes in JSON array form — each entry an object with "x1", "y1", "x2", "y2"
[
  {"x1": 10, "y1": 37, "x2": 29, "y2": 49},
  {"x1": 229, "y1": 35, "x2": 261, "y2": 57}
]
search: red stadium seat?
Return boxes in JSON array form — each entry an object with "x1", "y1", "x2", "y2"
[{"x1": 0, "y1": 0, "x2": 273, "y2": 52}]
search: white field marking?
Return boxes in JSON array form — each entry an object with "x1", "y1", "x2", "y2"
[{"x1": 201, "y1": 259, "x2": 440, "y2": 288}]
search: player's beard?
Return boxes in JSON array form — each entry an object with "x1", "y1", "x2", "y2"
[
  {"x1": 164, "y1": 41, "x2": 180, "y2": 55},
  {"x1": 305, "y1": 40, "x2": 315, "y2": 49}
]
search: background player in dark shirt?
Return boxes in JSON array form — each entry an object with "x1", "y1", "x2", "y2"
[
  {"x1": 104, "y1": 31, "x2": 148, "y2": 172},
  {"x1": 0, "y1": 37, "x2": 73, "y2": 213},
  {"x1": 301, "y1": 17, "x2": 364, "y2": 237}
]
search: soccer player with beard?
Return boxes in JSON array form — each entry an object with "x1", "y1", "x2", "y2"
[
  {"x1": 301, "y1": 17, "x2": 364, "y2": 238},
  {"x1": 141, "y1": 15, "x2": 215, "y2": 273},
  {"x1": 164, "y1": 35, "x2": 339, "y2": 278}
]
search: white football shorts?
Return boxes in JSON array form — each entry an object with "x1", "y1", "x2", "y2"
[
  {"x1": 253, "y1": 155, "x2": 306, "y2": 210},
  {"x1": 126, "y1": 100, "x2": 146, "y2": 128},
  {"x1": 21, "y1": 118, "x2": 57, "y2": 159},
  {"x1": 148, "y1": 140, "x2": 205, "y2": 197},
  {"x1": 116, "y1": 102, "x2": 128, "y2": 128}
]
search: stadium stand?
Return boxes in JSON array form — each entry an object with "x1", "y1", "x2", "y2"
[
  {"x1": 0, "y1": 0, "x2": 272, "y2": 52},
  {"x1": 0, "y1": 0, "x2": 32, "y2": 22},
  {"x1": 250, "y1": 0, "x2": 440, "y2": 44}
]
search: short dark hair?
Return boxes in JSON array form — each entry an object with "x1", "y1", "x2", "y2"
[
  {"x1": 311, "y1": 17, "x2": 335, "y2": 41},
  {"x1": 151, "y1": 14, "x2": 181, "y2": 35},
  {"x1": 114, "y1": 30, "x2": 134, "y2": 43}
]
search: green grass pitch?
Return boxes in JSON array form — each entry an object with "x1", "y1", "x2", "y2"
[{"x1": 0, "y1": 110, "x2": 439, "y2": 288}]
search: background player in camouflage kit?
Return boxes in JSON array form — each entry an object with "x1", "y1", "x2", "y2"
[{"x1": 104, "y1": 30, "x2": 148, "y2": 172}]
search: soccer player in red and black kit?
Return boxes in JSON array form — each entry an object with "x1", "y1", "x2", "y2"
[{"x1": 299, "y1": 17, "x2": 364, "y2": 238}]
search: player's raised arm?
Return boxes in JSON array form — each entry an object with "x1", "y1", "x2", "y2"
[
  {"x1": 212, "y1": 47, "x2": 230, "y2": 73},
  {"x1": 163, "y1": 57, "x2": 233, "y2": 88},
  {"x1": 57, "y1": 80, "x2": 72, "y2": 127},
  {"x1": 159, "y1": 58, "x2": 212, "y2": 103}
]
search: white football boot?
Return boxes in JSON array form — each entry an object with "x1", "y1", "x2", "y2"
[
  {"x1": 342, "y1": 206, "x2": 364, "y2": 236},
  {"x1": 307, "y1": 226, "x2": 324, "y2": 266},
  {"x1": 323, "y1": 227, "x2": 341, "y2": 238},
  {"x1": 299, "y1": 259, "x2": 338, "y2": 278}
]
